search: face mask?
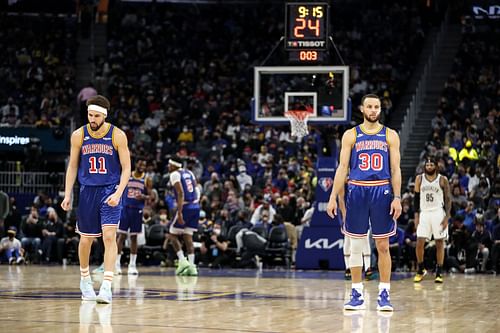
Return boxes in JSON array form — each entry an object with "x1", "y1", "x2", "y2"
[
  {"x1": 160, "y1": 214, "x2": 167, "y2": 220},
  {"x1": 213, "y1": 229, "x2": 221, "y2": 236}
]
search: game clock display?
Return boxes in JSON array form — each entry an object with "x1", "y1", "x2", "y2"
[{"x1": 285, "y1": 2, "x2": 329, "y2": 50}]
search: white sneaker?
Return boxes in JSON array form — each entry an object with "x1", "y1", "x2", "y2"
[{"x1": 127, "y1": 265, "x2": 138, "y2": 275}]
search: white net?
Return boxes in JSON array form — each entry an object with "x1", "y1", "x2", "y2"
[{"x1": 285, "y1": 111, "x2": 310, "y2": 139}]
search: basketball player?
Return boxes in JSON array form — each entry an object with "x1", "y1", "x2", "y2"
[
  {"x1": 61, "y1": 95, "x2": 131, "y2": 304},
  {"x1": 167, "y1": 157, "x2": 201, "y2": 276},
  {"x1": 327, "y1": 94, "x2": 402, "y2": 311},
  {"x1": 115, "y1": 158, "x2": 152, "y2": 275},
  {"x1": 413, "y1": 157, "x2": 451, "y2": 283}
]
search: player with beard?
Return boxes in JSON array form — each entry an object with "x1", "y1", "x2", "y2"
[
  {"x1": 413, "y1": 157, "x2": 451, "y2": 283},
  {"x1": 61, "y1": 95, "x2": 131, "y2": 303},
  {"x1": 327, "y1": 94, "x2": 402, "y2": 311}
]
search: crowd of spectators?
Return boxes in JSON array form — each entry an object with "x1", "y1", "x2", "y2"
[
  {"x1": 0, "y1": 14, "x2": 77, "y2": 128},
  {"x1": 6, "y1": 2, "x2": 497, "y2": 273}
]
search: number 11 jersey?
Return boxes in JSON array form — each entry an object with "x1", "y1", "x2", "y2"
[{"x1": 78, "y1": 124, "x2": 121, "y2": 186}]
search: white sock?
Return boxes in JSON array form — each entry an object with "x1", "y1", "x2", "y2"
[
  {"x1": 129, "y1": 254, "x2": 137, "y2": 266},
  {"x1": 116, "y1": 254, "x2": 121, "y2": 267},
  {"x1": 177, "y1": 251, "x2": 185, "y2": 261},
  {"x1": 379, "y1": 282, "x2": 390, "y2": 292},
  {"x1": 188, "y1": 254, "x2": 195, "y2": 265},
  {"x1": 102, "y1": 271, "x2": 113, "y2": 289},
  {"x1": 80, "y1": 266, "x2": 91, "y2": 281},
  {"x1": 352, "y1": 282, "x2": 364, "y2": 297}
]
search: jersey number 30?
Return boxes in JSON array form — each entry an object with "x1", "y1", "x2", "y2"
[
  {"x1": 359, "y1": 153, "x2": 383, "y2": 171},
  {"x1": 89, "y1": 156, "x2": 107, "y2": 174}
]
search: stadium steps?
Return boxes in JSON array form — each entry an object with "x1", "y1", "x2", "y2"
[
  {"x1": 399, "y1": 25, "x2": 462, "y2": 189},
  {"x1": 76, "y1": 22, "x2": 108, "y2": 93}
]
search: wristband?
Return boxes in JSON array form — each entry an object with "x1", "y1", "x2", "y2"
[{"x1": 394, "y1": 195, "x2": 401, "y2": 200}]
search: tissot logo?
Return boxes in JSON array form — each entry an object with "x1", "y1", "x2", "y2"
[
  {"x1": 305, "y1": 238, "x2": 344, "y2": 249},
  {"x1": 0, "y1": 135, "x2": 30, "y2": 146},
  {"x1": 472, "y1": 5, "x2": 500, "y2": 19}
]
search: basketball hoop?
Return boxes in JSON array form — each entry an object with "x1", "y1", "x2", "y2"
[{"x1": 285, "y1": 110, "x2": 312, "y2": 139}]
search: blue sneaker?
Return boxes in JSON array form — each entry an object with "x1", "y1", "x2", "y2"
[
  {"x1": 92, "y1": 263, "x2": 104, "y2": 274},
  {"x1": 377, "y1": 289, "x2": 393, "y2": 311},
  {"x1": 344, "y1": 288, "x2": 365, "y2": 310},
  {"x1": 96, "y1": 284, "x2": 112, "y2": 304},
  {"x1": 80, "y1": 278, "x2": 96, "y2": 301}
]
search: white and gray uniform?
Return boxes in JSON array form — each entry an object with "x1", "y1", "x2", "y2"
[{"x1": 417, "y1": 174, "x2": 448, "y2": 240}]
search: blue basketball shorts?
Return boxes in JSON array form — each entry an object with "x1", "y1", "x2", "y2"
[
  {"x1": 77, "y1": 184, "x2": 122, "y2": 237},
  {"x1": 118, "y1": 206, "x2": 143, "y2": 234},
  {"x1": 343, "y1": 182, "x2": 396, "y2": 239},
  {"x1": 169, "y1": 204, "x2": 200, "y2": 236}
]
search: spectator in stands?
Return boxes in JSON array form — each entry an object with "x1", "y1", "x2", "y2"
[
  {"x1": 41, "y1": 207, "x2": 64, "y2": 263},
  {"x1": 20, "y1": 206, "x2": 43, "y2": 263},
  {"x1": 489, "y1": 221, "x2": 500, "y2": 274},
  {"x1": 388, "y1": 227, "x2": 405, "y2": 271},
  {"x1": 250, "y1": 194, "x2": 276, "y2": 225},
  {"x1": 236, "y1": 165, "x2": 252, "y2": 192},
  {"x1": 0, "y1": 226, "x2": 24, "y2": 264},
  {"x1": 457, "y1": 201, "x2": 477, "y2": 232},
  {"x1": 447, "y1": 215, "x2": 470, "y2": 273},
  {"x1": 404, "y1": 221, "x2": 417, "y2": 271},
  {"x1": 199, "y1": 222, "x2": 232, "y2": 268},
  {"x1": 469, "y1": 176, "x2": 491, "y2": 210},
  {"x1": 57, "y1": 214, "x2": 79, "y2": 264},
  {"x1": 459, "y1": 140, "x2": 479, "y2": 162},
  {"x1": 469, "y1": 216, "x2": 492, "y2": 273}
]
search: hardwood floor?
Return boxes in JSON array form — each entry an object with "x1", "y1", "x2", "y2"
[{"x1": 0, "y1": 265, "x2": 499, "y2": 332}]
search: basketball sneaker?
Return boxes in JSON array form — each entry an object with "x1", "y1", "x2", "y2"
[
  {"x1": 344, "y1": 269, "x2": 351, "y2": 280},
  {"x1": 80, "y1": 278, "x2": 97, "y2": 301},
  {"x1": 344, "y1": 289, "x2": 365, "y2": 310},
  {"x1": 377, "y1": 289, "x2": 393, "y2": 311},
  {"x1": 175, "y1": 258, "x2": 190, "y2": 276},
  {"x1": 434, "y1": 274, "x2": 443, "y2": 283},
  {"x1": 92, "y1": 263, "x2": 104, "y2": 274},
  {"x1": 413, "y1": 269, "x2": 427, "y2": 283},
  {"x1": 96, "y1": 284, "x2": 112, "y2": 304},
  {"x1": 128, "y1": 264, "x2": 138, "y2": 275},
  {"x1": 186, "y1": 263, "x2": 198, "y2": 276}
]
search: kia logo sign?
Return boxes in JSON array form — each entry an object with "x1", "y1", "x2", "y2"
[
  {"x1": 305, "y1": 238, "x2": 344, "y2": 249},
  {"x1": 472, "y1": 5, "x2": 500, "y2": 19}
]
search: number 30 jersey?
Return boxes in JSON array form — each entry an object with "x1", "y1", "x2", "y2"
[
  {"x1": 420, "y1": 174, "x2": 444, "y2": 212},
  {"x1": 349, "y1": 125, "x2": 391, "y2": 181},
  {"x1": 78, "y1": 124, "x2": 121, "y2": 186}
]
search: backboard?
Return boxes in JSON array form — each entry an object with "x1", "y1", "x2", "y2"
[{"x1": 253, "y1": 66, "x2": 350, "y2": 125}]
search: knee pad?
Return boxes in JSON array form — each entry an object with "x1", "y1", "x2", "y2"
[
  {"x1": 349, "y1": 237, "x2": 364, "y2": 268},
  {"x1": 343, "y1": 236, "x2": 351, "y2": 256}
]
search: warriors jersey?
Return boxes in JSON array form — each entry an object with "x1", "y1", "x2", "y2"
[
  {"x1": 78, "y1": 124, "x2": 121, "y2": 186},
  {"x1": 169, "y1": 169, "x2": 199, "y2": 205},
  {"x1": 349, "y1": 125, "x2": 391, "y2": 182},
  {"x1": 123, "y1": 173, "x2": 146, "y2": 209}
]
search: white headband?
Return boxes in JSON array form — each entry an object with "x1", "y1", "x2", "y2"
[
  {"x1": 87, "y1": 104, "x2": 108, "y2": 116},
  {"x1": 168, "y1": 159, "x2": 182, "y2": 168}
]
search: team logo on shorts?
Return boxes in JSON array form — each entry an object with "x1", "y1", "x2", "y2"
[{"x1": 318, "y1": 177, "x2": 333, "y2": 192}]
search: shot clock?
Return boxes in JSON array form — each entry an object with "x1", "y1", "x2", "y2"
[{"x1": 285, "y1": 2, "x2": 329, "y2": 51}]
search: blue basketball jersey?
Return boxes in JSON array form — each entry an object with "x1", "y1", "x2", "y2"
[
  {"x1": 349, "y1": 125, "x2": 391, "y2": 181},
  {"x1": 78, "y1": 124, "x2": 121, "y2": 186},
  {"x1": 123, "y1": 173, "x2": 146, "y2": 209},
  {"x1": 172, "y1": 169, "x2": 199, "y2": 205}
]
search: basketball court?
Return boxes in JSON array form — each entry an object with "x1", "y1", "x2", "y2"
[{"x1": 1, "y1": 266, "x2": 499, "y2": 332}]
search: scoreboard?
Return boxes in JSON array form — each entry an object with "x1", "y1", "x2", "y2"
[{"x1": 285, "y1": 2, "x2": 329, "y2": 64}]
